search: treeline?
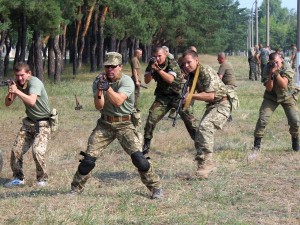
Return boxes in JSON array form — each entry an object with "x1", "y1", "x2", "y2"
[{"x1": 0, "y1": 0, "x2": 296, "y2": 82}]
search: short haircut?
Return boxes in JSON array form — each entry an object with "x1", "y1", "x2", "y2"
[
  {"x1": 269, "y1": 52, "x2": 278, "y2": 61},
  {"x1": 182, "y1": 49, "x2": 198, "y2": 59},
  {"x1": 13, "y1": 62, "x2": 31, "y2": 73}
]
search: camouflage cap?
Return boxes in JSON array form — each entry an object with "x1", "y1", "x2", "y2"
[{"x1": 104, "y1": 52, "x2": 122, "y2": 66}]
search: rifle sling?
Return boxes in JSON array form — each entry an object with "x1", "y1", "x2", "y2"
[{"x1": 183, "y1": 64, "x2": 201, "y2": 110}]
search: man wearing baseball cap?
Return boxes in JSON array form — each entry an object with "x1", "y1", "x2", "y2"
[{"x1": 70, "y1": 52, "x2": 163, "y2": 199}]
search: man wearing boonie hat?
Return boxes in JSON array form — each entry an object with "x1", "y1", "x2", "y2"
[{"x1": 70, "y1": 52, "x2": 163, "y2": 199}]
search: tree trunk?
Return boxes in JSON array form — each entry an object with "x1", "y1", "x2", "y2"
[
  {"x1": 53, "y1": 35, "x2": 62, "y2": 83},
  {"x1": 4, "y1": 35, "x2": 11, "y2": 76},
  {"x1": 60, "y1": 25, "x2": 67, "y2": 72},
  {"x1": 109, "y1": 36, "x2": 116, "y2": 52},
  {"x1": 19, "y1": 12, "x2": 27, "y2": 62},
  {"x1": 90, "y1": 6, "x2": 98, "y2": 72},
  {"x1": 28, "y1": 44, "x2": 35, "y2": 75},
  {"x1": 33, "y1": 30, "x2": 44, "y2": 81},
  {"x1": 119, "y1": 38, "x2": 127, "y2": 64},
  {"x1": 0, "y1": 31, "x2": 7, "y2": 79},
  {"x1": 83, "y1": 33, "x2": 90, "y2": 64},
  {"x1": 97, "y1": 6, "x2": 108, "y2": 70},
  {"x1": 73, "y1": 6, "x2": 82, "y2": 77},
  {"x1": 78, "y1": 1, "x2": 95, "y2": 70},
  {"x1": 48, "y1": 37, "x2": 55, "y2": 79}
]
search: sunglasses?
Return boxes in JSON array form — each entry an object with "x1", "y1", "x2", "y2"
[{"x1": 105, "y1": 65, "x2": 119, "y2": 69}]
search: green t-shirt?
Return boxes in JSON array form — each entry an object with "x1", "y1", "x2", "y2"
[
  {"x1": 93, "y1": 73, "x2": 134, "y2": 116},
  {"x1": 192, "y1": 64, "x2": 228, "y2": 102},
  {"x1": 217, "y1": 61, "x2": 236, "y2": 86},
  {"x1": 19, "y1": 76, "x2": 51, "y2": 121}
]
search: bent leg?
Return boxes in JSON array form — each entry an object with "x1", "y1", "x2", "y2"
[
  {"x1": 254, "y1": 98, "x2": 278, "y2": 138},
  {"x1": 32, "y1": 122, "x2": 51, "y2": 181},
  {"x1": 11, "y1": 123, "x2": 35, "y2": 180}
]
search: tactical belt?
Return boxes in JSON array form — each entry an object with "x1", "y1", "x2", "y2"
[{"x1": 101, "y1": 114, "x2": 131, "y2": 123}]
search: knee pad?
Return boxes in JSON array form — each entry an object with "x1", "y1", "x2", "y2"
[
  {"x1": 78, "y1": 151, "x2": 96, "y2": 175},
  {"x1": 131, "y1": 151, "x2": 150, "y2": 172}
]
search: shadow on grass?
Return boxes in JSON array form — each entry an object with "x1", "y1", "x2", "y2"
[
  {"x1": 0, "y1": 188, "x2": 68, "y2": 199},
  {"x1": 93, "y1": 171, "x2": 137, "y2": 181}
]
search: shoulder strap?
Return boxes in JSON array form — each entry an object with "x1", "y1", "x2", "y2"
[{"x1": 183, "y1": 64, "x2": 201, "y2": 110}]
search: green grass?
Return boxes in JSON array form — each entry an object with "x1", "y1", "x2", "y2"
[{"x1": 0, "y1": 56, "x2": 299, "y2": 224}]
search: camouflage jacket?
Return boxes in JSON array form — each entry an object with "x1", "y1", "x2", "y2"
[
  {"x1": 189, "y1": 64, "x2": 228, "y2": 103},
  {"x1": 145, "y1": 58, "x2": 183, "y2": 96}
]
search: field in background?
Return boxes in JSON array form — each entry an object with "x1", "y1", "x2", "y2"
[{"x1": 0, "y1": 55, "x2": 299, "y2": 225}]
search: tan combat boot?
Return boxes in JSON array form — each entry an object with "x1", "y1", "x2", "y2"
[{"x1": 195, "y1": 153, "x2": 216, "y2": 178}]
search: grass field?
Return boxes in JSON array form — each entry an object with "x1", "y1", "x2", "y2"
[{"x1": 0, "y1": 55, "x2": 299, "y2": 225}]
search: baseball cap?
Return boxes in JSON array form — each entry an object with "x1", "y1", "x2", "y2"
[{"x1": 103, "y1": 52, "x2": 122, "y2": 66}]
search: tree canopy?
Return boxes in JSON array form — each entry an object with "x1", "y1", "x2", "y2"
[{"x1": 0, "y1": 0, "x2": 297, "y2": 79}]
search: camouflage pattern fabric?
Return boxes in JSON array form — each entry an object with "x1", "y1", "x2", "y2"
[
  {"x1": 248, "y1": 57, "x2": 257, "y2": 80},
  {"x1": 144, "y1": 95, "x2": 198, "y2": 141},
  {"x1": 145, "y1": 58, "x2": 184, "y2": 96},
  {"x1": 291, "y1": 46, "x2": 297, "y2": 70},
  {"x1": 10, "y1": 117, "x2": 50, "y2": 181},
  {"x1": 71, "y1": 119, "x2": 161, "y2": 193},
  {"x1": 0, "y1": 150, "x2": 3, "y2": 174},
  {"x1": 195, "y1": 100, "x2": 231, "y2": 159},
  {"x1": 190, "y1": 64, "x2": 230, "y2": 161}
]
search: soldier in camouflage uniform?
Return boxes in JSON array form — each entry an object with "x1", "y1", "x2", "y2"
[
  {"x1": 248, "y1": 47, "x2": 257, "y2": 81},
  {"x1": 4, "y1": 62, "x2": 52, "y2": 187},
  {"x1": 143, "y1": 47, "x2": 198, "y2": 153},
  {"x1": 249, "y1": 52, "x2": 300, "y2": 159},
  {"x1": 254, "y1": 45, "x2": 261, "y2": 80},
  {"x1": 290, "y1": 44, "x2": 297, "y2": 70},
  {"x1": 256, "y1": 43, "x2": 270, "y2": 79},
  {"x1": 182, "y1": 50, "x2": 231, "y2": 178},
  {"x1": 71, "y1": 52, "x2": 162, "y2": 199}
]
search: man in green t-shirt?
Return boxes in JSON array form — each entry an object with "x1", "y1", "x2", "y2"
[
  {"x1": 249, "y1": 52, "x2": 300, "y2": 160},
  {"x1": 4, "y1": 62, "x2": 52, "y2": 187},
  {"x1": 71, "y1": 52, "x2": 163, "y2": 199},
  {"x1": 130, "y1": 48, "x2": 143, "y2": 110}
]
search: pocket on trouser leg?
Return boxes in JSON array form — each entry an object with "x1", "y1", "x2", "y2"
[{"x1": 213, "y1": 105, "x2": 230, "y2": 129}]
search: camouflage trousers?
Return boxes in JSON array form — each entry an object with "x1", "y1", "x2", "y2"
[
  {"x1": 71, "y1": 118, "x2": 161, "y2": 192},
  {"x1": 254, "y1": 97, "x2": 300, "y2": 138},
  {"x1": 195, "y1": 100, "x2": 231, "y2": 160},
  {"x1": 144, "y1": 95, "x2": 198, "y2": 141},
  {"x1": 249, "y1": 60, "x2": 258, "y2": 80},
  {"x1": 134, "y1": 85, "x2": 141, "y2": 109},
  {"x1": 11, "y1": 117, "x2": 50, "y2": 181}
]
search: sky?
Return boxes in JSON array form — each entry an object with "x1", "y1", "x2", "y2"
[{"x1": 238, "y1": 0, "x2": 297, "y2": 11}]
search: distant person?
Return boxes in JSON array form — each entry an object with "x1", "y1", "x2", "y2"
[
  {"x1": 290, "y1": 44, "x2": 297, "y2": 70},
  {"x1": 254, "y1": 45, "x2": 261, "y2": 80},
  {"x1": 249, "y1": 52, "x2": 300, "y2": 160},
  {"x1": 4, "y1": 62, "x2": 52, "y2": 187},
  {"x1": 248, "y1": 46, "x2": 257, "y2": 81},
  {"x1": 181, "y1": 50, "x2": 231, "y2": 178},
  {"x1": 130, "y1": 48, "x2": 143, "y2": 110},
  {"x1": 70, "y1": 52, "x2": 163, "y2": 199},
  {"x1": 217, "y1": 52, "x2": 238, "y2": 122},
  {"x1": 162, "y1": 46, "x2": 174, "y2": 60},
  {"x1": 256, "y1": 43, "x2": 270, "y2": 79}
]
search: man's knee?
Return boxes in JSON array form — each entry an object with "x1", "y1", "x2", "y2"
[
  {"x1": 131, "y1": 151, "x2": 150, "y2": 172},
  {"x1": 78, "y1": 151, "x2": 96, "y2": 175}
]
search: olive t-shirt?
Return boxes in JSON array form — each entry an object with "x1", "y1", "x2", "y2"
[
  {"x1": 19, "y1": 76, "x2": 51, "y2": 121},
  {"x1": 93, "y1": 73, "x2": 134, "y2": 116}
]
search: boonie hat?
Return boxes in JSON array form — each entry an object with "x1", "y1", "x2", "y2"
[{"x1": 104, "y1": 52, "x2": 122, "y2": 66}]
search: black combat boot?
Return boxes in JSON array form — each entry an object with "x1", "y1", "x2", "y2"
[
  {"x1": 142, "y1": 138, "x2": 151, "y2": 155},
  {"x1": 248, "y1": 137, "x2": 262, "y2": 161},
  {"x1": 292, "y1": 137, "x2": 299, "y2": 151},
  {"x1": 253, "y1": 137, "x2": 261, "y2": 151}
]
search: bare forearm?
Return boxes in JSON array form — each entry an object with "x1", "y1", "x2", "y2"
[{"x1": 192, "y1": 92, "x2": 215, "y2": 102}]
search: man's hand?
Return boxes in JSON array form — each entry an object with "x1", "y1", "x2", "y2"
[
  {"x1": 8, "y1": 81, "x2": 18, "y2": 94},
  {"x1": 151, "y1": 62, "x2": 161, "y2": 72},
  {"x1": 97, "y1": 79, "x2": 110, "y2": 91}
]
